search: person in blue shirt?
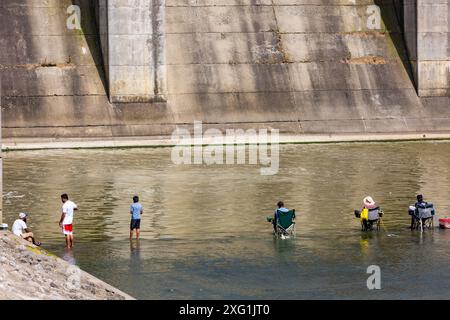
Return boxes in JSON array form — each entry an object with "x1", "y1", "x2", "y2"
[
  {"x1": 272, "y1": 201, "x2": 289, "y2": 233},
  {"x1": 130, "y1": 196, "x2": 143, "y2": 240}
]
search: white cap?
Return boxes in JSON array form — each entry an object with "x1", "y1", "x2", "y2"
[{"x1": 19, "y1": 212, "x2": 28, "y2": 219}]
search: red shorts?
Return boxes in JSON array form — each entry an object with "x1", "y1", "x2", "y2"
[{"x1": 63, "y1": 224, "x2": 73, "y2": 235}]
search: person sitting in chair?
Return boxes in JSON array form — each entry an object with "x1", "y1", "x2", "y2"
[
  {"x1": 272, "y1": 201, "x2": 289, "y2": 233},
  {"x1": 356, "y1": 196, "x2": 382, "y2": 231},
  {"x1": 409, "y1": 194, "x2": 435, "y2": 230}
]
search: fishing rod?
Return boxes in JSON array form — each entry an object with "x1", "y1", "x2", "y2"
[{"x1": 379, "y1": 212, "x2": 397, "y2": 237}]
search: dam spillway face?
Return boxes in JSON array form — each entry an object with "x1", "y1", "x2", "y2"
[{"x1": 0, "y1": 0, "x2": 449, "y2": 139}]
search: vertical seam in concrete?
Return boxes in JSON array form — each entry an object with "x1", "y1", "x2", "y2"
[
  {"x1": 448, "y1": 1, "x2": 450, "y2": 58},
  {"x1": 396, "y1": 0, "x2": 417, "y2": 92},
  {"x1": 269, "y1": 0, "x2": 301, "y2": 131},
  {"x1": 105, "y1": 0, "x2": 110, "y2": 101},
  {"x1": 416, "y1": 0, "x2": 421, "y2": 95},
  {"x1": 152, "y1": 0, "x2": 167, "y2": 102},
  {"x1": 447, "y1": 2, "x2": 450, "y2": 90},
  {"x1": 0, "y1": 76, "x2": 2, "y2": 224},
  {"x1": 102, "y1": 0, "x2": 115, "y2": 137},
  {"x1": 269, "y1": 0, "x2": 279, "y2": 30},
  {"x1": 94, "y1": 0, "x2": 110, "y2": 101},
  {"x1": 106, "y1": 0, "x2": 111, "y2": 102}
]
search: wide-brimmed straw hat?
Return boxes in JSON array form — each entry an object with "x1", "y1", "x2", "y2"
[{"x1": 363, "y1": 196, "x2": 377, "y2": 209}]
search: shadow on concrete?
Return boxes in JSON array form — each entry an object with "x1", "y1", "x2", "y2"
[
  {"x1": 72, "y1": 0, "x2": 109, "y2": 98},
  {"x1": 377, "y1": 0, "x2": 416, "y2": 90}
]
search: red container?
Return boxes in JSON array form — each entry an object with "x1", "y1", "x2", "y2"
[{"x1": 439, "y1": 218, "x2": 450, "y2": 229}]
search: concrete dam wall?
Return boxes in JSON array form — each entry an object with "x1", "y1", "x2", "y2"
[{"x1": 0, "y1": 0, "x2": 449, "y2": 140}]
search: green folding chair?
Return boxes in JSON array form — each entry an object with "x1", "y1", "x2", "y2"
[{"x1": 273, "y1": 209, "x2": 296, "y2": 237}]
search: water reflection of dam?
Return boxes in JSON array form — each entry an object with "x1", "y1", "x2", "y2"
[{"x1": 0, "y1": 1, "x2": 449, "y2": 139}]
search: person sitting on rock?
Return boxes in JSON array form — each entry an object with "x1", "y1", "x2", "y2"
[{"x1": 11, "y1": 212, "x2": 41, "y2": 246}]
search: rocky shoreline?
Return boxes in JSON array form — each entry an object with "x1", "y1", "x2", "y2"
[{"x1": 0, "y1": 231, "x2": 134, "y2": 300}]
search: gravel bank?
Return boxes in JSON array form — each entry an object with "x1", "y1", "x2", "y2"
[{"x1": 0, "y1": 231, "x2": 134, "y2": 300}]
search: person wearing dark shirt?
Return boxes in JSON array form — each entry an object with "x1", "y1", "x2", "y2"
[
  {"x1": 409, "y1": 194, "x2": 435, "y2": 229},
  {"x1": 272, "y1": 201, "x2": 289, "y2": 233}
]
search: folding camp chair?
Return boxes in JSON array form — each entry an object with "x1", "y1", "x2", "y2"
[
  {"x1": 411, "y1": 203, "x2": 435, "y2": 232},
  {"x1": 355, "y1": 207, "x2": 383, "y2": 231},
  {"x1": 274, "y1": 209, "x2": 296, "y2": 237}
]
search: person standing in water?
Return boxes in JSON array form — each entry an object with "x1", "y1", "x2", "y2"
[
  {"x1": 58, "y1": 193, "x2": 78, "y2": 249},
  {"x1": 130, "y1": 196, "x2": 143, "y2": 240}
]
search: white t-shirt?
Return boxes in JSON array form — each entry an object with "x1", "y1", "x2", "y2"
[
  {"x1": 12, "y1": 219, "x2": 27, "y2": 236},
  {"x1": 62, "y1": 200, "x2": 77, "y2": 225}
]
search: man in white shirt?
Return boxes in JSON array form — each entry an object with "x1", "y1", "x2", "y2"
[
  {"x1": 58, "y1": 193, "x2": 78, "y2": 249},
  {"x1": 12, "y1": 212, "x2": 41, "y2": 246}
]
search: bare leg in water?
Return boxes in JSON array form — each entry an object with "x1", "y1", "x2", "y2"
[{"x1": 65, "y1": 235, "x2": 74, "y2": 249}]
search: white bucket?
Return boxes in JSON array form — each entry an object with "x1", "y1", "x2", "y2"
[{"x1": 0, "y1": 223, "x2": 8, "y2": 230}]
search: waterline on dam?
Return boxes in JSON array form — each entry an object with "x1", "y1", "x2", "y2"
[{"x1": 3, "y1": 142, "x2": 450, "y2": 299}]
